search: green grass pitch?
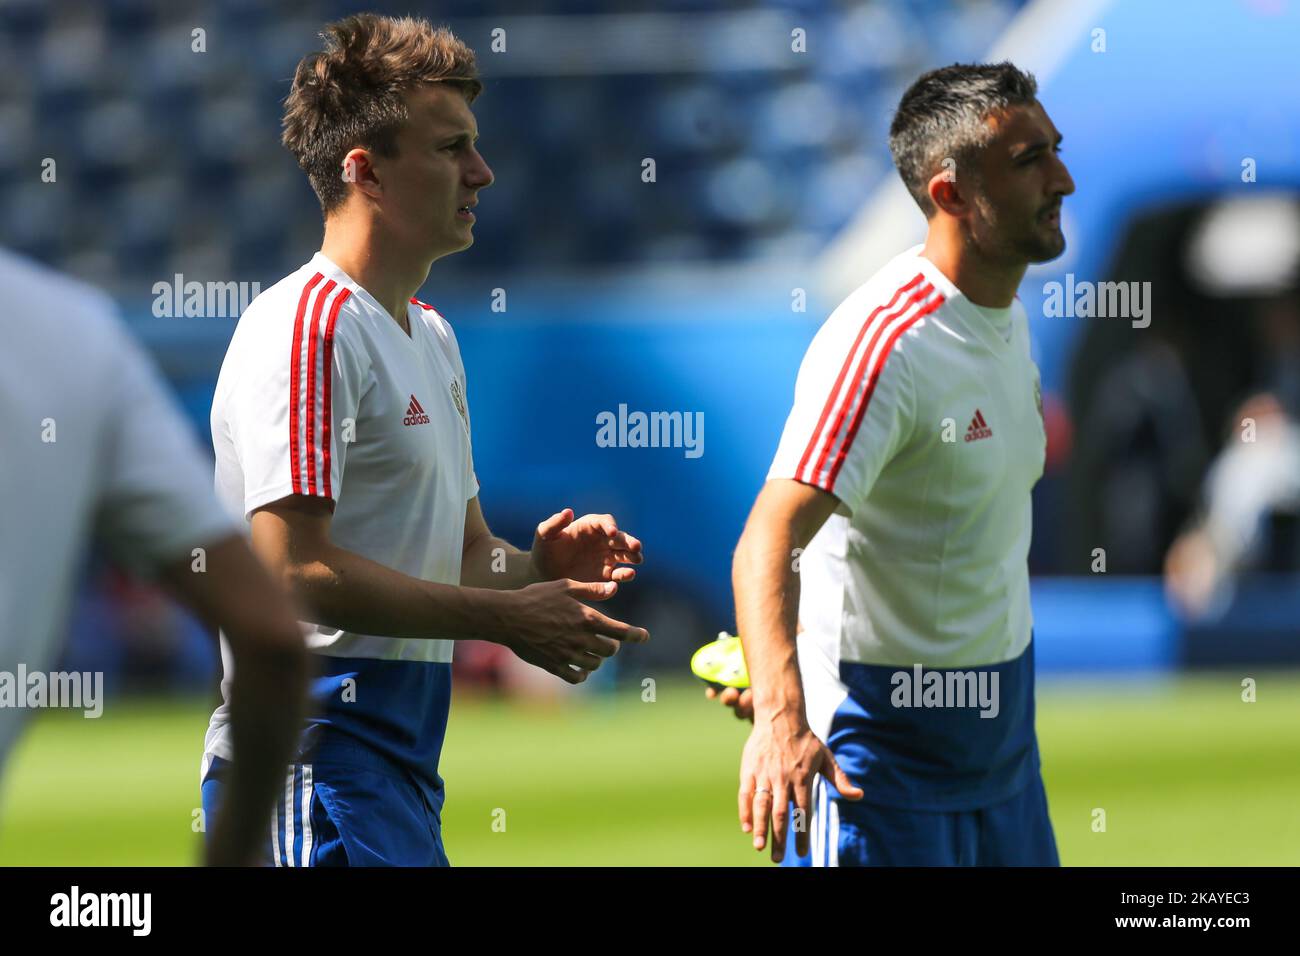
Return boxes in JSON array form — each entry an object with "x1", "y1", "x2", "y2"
[{"x1": 1, "y1": 674, "x2": 1296, "y2": 865}]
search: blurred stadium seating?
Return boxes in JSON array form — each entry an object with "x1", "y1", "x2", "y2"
[{"x1": 0, "y1": 0, "x2": 1023, "y2": 292}]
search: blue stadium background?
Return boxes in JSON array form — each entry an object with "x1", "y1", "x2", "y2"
[{"x1": 6, "y1": 0, "x2": 1299, "y2": 690}]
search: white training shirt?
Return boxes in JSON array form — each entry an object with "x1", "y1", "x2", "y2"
[
  {"x1": 204, "y1": 252, "x2": 478, "y2": 766},
  {"x1": 0, "y1": 249, "x2": 237, "y2": 768},
  {"x1": 768, "y1": 244, "x2": 1046, "y2": 719}
]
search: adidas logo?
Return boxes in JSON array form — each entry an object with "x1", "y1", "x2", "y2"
[
  {"x1": 403, "y1": 394, "x2": 431, "y2": 426},
  {"x1": 964, "y1": 409, "x2": 992, "y2": 443}
]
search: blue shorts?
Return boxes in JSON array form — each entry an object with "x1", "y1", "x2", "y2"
[
  {"x1": 201, "y1": 746, "x2": 449, "y2": 867},
  {"x1": 781, "y1": 772, "x2": 1059, "y2": 867}
]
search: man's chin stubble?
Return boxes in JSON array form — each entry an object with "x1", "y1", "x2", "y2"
[{"x1": 1021, "y1": 229, "x2": 1066, "y2": 265}]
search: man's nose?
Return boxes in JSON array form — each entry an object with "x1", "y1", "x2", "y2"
[
  {"x1": 1052, "y1": 153, "x2": 1075, "y2": 197},
  {"x1": 467, "y1": 148, "x2": 494, "y2": 189}
]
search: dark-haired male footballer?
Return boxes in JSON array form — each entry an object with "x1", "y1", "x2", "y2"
[{"x1": 730, "y1": 62, "x2": 1074, "y2": 866}]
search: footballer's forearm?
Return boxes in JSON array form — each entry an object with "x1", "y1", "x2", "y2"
[
  {"x1": 732, "y1": 518, "x2": 809, "y2": 727},
  {"x1": 284, "y1": 542, "x2": 512, "y2": 643},
  {"x1": 159, "y1": 535, "x2": 309, "y2": 865},
  {"x1": 213, "y1": 629, "x2": 308, "y2": 865},
  {"x1": 460, "y1": 533, "x2": 540, "y2": 590}
]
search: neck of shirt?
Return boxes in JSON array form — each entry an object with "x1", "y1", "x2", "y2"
[
  {"x1": 968, "y1": 302, "x2": 1014, "y2": 344},
  {"x1": 313, "y1": 251, "x2": 415, "y2": 340},
  {"x1": 913, "y1": 247, "x2": 1016, "y2": 350}
]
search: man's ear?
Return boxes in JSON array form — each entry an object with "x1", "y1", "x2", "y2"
[
  {"x1": 927, "y1": 164, "x2": 968, "y2": 219},
  {"x1": 340, "y1": 148, "x2": 381, "y2": 199}
]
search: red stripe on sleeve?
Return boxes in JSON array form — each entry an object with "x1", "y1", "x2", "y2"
[
  {"x1": 303, "y1": 280, "x2": 338, "y2": 496},
  {"x1": 811, "y1": 284, "x2": 934, "y2": 483},
  {"x1": 320, "y1": 287, "x2": 352, "y2": 499},
  {"x1": 824, "y1": 294, "x2": 946, "y2": 488},
  {"x1": 289, "y1": 273, "x2": 325, "y2": 495},
  {"x1": 804, "y1": 280, "x2": 934, "y2": 485},
  {"x1": 794, "y1": 274, "x2": 926, "y2": 484}
]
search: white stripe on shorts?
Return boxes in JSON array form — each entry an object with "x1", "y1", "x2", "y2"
[
  {"x1": 271, "y1": 796, "x2": 281, "y2": 867},
  {"x1": 828, "y1": 792, "x2": 840, "y2": 867},
  {"x1": 821, "y1": 778, "x2": 830, "y2": 867},
  {"x1": 284, "y1": 766, "x2": 296, "y2": 867},
  {"x1": 300, "y1": 765, "x2": 314, "y2": 866},
  {"x1": 811, "y1": 777, "x2": 824, "y2": 867}
]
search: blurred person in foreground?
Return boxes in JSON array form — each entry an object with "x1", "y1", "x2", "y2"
[
  {"x1": 0, "y1": 248, "x2": 308, "y2": 866},
  {"x1": 200, "y1": 14, "x2": 647, "y2": 867},
  {"x1": 727, "y1": 63, "x2": 1072, "y2": 865}
]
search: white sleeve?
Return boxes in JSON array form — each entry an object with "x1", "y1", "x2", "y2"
[
  {"x1": 228, "y1": 300, "x2": 370, "y2": 519},
  {"x1": 464, "y1": 391, "x2": 479, "y2": 502},
  {"x1": 767, "y1": 322, "x2": 915, "y2": 516},
  {"x1": 443, "y1": 319, "x2": 479, "y2": 501},
  {"x1": 92, "y1": 318, "x2": 238, "y2": 573}
]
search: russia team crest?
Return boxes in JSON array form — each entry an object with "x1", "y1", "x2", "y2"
[{"x1": 450, "y1": 378, "x2": 468, "y2": 427}]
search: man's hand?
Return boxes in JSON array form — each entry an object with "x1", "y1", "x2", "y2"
[
  {"x1": 529, "y1": 509, "x2": 643, "y2": 583},
  {"x1": 501, "y1": 632, "x2": 591, "y2": 685},
  {"x1": 496, "y1": 577, "x2": 649, "y2": 682},
  {"x1": 738, "y1": 713, "x2": 863, "y2": 862},
  {"x1": 251, "y1": 496, "x2": 649, "y2": 686},
  {"x1": 705, "y1": 686, "x2": 754, "y2": 721}
]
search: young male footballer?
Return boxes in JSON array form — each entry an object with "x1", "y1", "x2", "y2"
[
  {"x1": 729, "y1": 63, "x2": 1074, "y2": 865},
  {"x1": 201, "y1": 14, "x2": 647, "y2": 866}
]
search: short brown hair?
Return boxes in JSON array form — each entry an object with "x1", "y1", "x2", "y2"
[{"x1": 282, "y1": 13, "x2": 483, "y2": 214}]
